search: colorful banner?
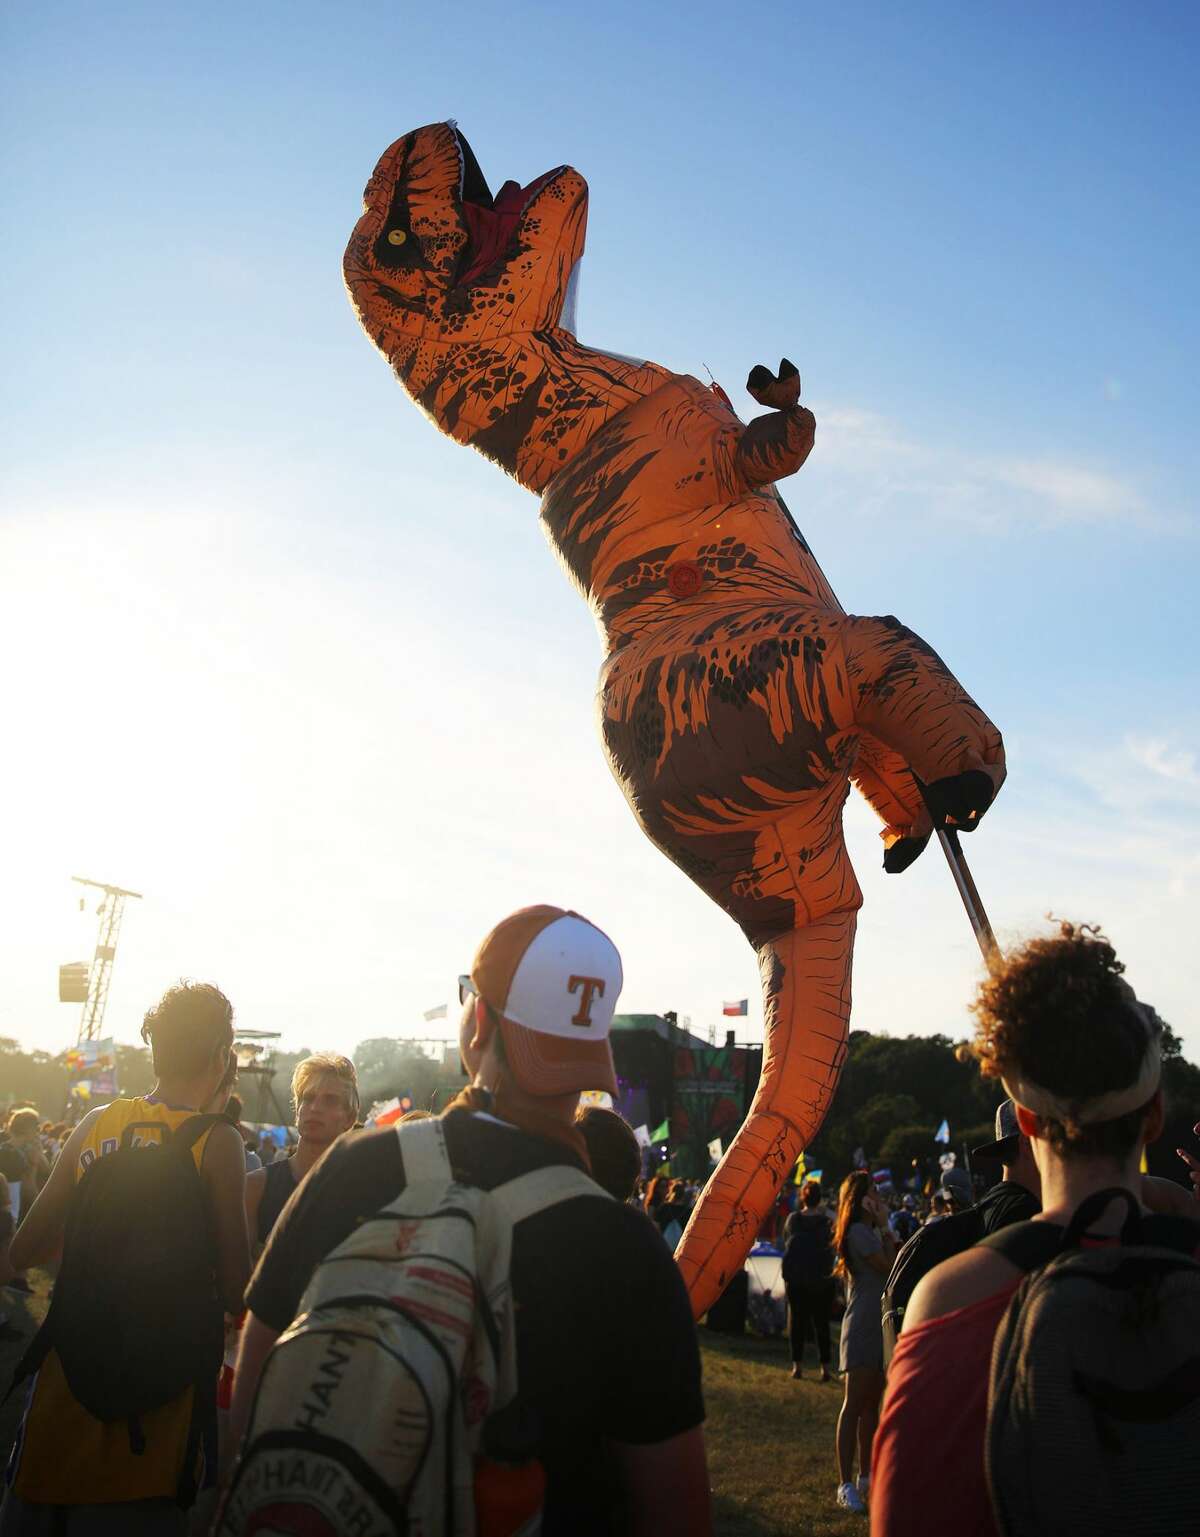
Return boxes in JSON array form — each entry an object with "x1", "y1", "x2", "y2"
[
  {"x1": 64, "y1": 1037, "x2": 118, "y2": 1099},
  {"x1": 668, "y1": 1044, "x2": 757, "y2": 1178}
]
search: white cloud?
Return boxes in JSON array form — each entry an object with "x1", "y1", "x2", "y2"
[
  {"x1": 992, "y1": 459, "x2": 1141, "y2": 519},
  {"x1": 810, "y1": 404, "x2": 1179, "y2": 532},
  {"x1": 1126, "y1": 735, "x2": 1200, "y2": 788}
]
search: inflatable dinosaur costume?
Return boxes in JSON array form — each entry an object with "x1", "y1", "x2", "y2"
[{"x1": 344, "y1": 122, "x2": 1005, "y2": 1318}]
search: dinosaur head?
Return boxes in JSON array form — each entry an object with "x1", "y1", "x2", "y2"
[{"x1": 344, "y1": 121, "x2": 588, "y2": 355}]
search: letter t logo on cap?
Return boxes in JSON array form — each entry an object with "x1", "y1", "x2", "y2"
[{"x1": 568, "y1": 975, "x2": 605, "y2": 1027}]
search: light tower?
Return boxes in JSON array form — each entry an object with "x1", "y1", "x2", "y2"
[{"x1": 72, "y1": 876, "x2": 143, "y2": 1043}]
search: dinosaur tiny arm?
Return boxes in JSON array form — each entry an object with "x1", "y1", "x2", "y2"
[{"x1": 735, "y1": 359, "x2": 817, "y2": 488}]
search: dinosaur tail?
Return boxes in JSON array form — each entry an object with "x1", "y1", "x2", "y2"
[{"x1": 673, "y1": 913, "x2": 856, "y2": 1321}]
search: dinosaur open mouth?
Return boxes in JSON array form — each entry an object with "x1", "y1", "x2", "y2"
[{"x1": 453, "y1": 126, "x2": 566, "y2": 286}]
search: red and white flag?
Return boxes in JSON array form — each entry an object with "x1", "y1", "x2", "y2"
[{"x1": 722, "y1": 999, "x2": 748, "y2": 1016}]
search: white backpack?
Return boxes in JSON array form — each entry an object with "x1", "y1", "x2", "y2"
[{"x1": 219, "y1": 1117, "x2": 608, "y2": 1537}]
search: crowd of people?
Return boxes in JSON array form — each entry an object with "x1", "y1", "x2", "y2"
[{"x1": 1, "y1": 908, "x2": 1198, "y2": 1534}]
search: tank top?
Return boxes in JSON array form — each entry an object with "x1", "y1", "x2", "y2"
[
  {"x1": 257, "y1": 1154, "x2": 299, "y2": 1245},
  {"x1": 9, "y1": 1097, "x2": 218, "y2": 1506}
]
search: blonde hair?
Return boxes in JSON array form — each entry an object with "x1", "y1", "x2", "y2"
[
  {"x1": 291, "y1": 1054, "x2": 360, "y2": 1121},
  {"x1": 7, "y1": 1108, "x2": 40, "y2": 1139}
]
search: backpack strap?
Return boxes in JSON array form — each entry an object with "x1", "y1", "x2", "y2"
[
  {"x1": 118, "y1": 1114, "x2": 230, "y2": 1153},
  {"x1": 169, "y1": 1114, "x2": 235, "y2": 1156},
  {"x1": 395, "y1": 1117, "x2": 453, "y2": 1184},
  {"x1": 490, "y1": 1164, "x2": 610, "y2": 1228},
  {"x1": 978, "y1": 1220, "x2": 1066, "y2": 1274},
  {"x1": 981, "y1": 1189, "x2": 1148, "y2": 1273},
  {"x1": 1061, "y1": 1186, "x2": 1143, "y2": 1248}
]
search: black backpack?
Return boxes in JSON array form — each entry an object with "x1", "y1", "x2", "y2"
[
  {"x1": 0, "y1": 1136, "x2": 29, "y2": 1183},
  {"x1": 781, "y1": 1212, "x2": 834, "y2": 1288},
  {"x1": 981, "y1": 1190, "x2": 1200, "y2": 1537},
  {"x1": 13, "y1": 1113, "x2": 227, "y2": 1475},
  {"x1": 881, "y1": 1205, "x2": 985, "y2": 1365}
]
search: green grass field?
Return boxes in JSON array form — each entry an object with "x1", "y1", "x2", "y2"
[
  {"x1": 0, "y1": 1277, "x2": 858, "y2": 1533},
  {"x1": 703, "y1": 1330, "x2": 864, "y2": 1536}
]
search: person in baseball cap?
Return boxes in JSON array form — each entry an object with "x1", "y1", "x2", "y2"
[
  {"x1": 459, "y1": 904, "x2": 622, "y2": 1100},
  {"x1": 233, "y1": 906, "x2": 713, "y2": 1536},
  {"x1": 936, "y1": 1164, "x2": 974, "y2": 1211},
  {"x1": 971, "y1": 1098, "x2": 1020, "y2": 1164}
]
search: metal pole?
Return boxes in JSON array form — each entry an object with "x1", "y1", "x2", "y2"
[{"x1": 933, "y1": 829, "x2": 1001, "y2": 972}]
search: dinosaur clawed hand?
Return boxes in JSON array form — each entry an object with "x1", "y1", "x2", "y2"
[
  {"x1": 746, "y1": 357, "x2": 801, "y2": 411},
  {"x1": 882, "y1": 831, "x2": 932, "y2": 875}
]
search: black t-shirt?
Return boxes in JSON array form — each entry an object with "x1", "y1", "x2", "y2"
[
  {"x1": 246, "y1": 1108, "x2": 704, "y2": 1535},
  {"x1": 255, "y1": 1154, "x2": 299, "y2": 1245},
  {"x1": 883, "y1": 1181, "x2": 1040, "y2": 1331},
  {"x1": 975, "y1": 1179, "x2": 1041, "y2": 1234}
]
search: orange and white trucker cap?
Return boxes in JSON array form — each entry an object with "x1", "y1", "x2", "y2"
[{"x1": 471, "y1": 905, "x2": 622, "y2": 1098}]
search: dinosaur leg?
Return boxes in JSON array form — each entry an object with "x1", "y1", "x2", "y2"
[{"x1": 673, "y1": 796, "x2": 862, "y2": 1321}]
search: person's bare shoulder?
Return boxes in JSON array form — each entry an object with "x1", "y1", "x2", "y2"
[
  {"x1": 903, "y1": 1246, "x2": 1018, "y2": 1333},
  {"x1": 1142, "y1": 1174, "x2": 1200, "y2": 1221}
]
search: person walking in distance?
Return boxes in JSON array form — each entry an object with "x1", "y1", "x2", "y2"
[
  {"x1": 833, "y1": 1172, "x2": 895, "y2": 1515},
  {"x1": 243, "y1": 1054, "x2": 359, "y2": 1251},
  {"x1": 782, "y1": 1180, "x2": 835, "y2": 1381}
]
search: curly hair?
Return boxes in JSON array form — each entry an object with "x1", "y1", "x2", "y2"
[
  {"x1": 140, "y1": 981, "x2": 234, "y2": 1079},
  {"x1": 965, "y1": 919, "x2": 1159, "y2": 1160}
]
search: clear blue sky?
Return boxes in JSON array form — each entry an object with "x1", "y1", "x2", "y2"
[{"x1": 2, "y1": 2, "x2": 1196, "y2": 1063}]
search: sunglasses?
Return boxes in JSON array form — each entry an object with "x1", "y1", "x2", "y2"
[{"x1": 458, "y1": 974, "x2": 479, "y2": 1006}]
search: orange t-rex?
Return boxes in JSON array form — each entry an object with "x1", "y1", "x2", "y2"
[{"x1": 344, "y1": 122, "x2": 1005, "y2": 1318}]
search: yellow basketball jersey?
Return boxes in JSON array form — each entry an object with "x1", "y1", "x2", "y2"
[{"x1": 11, "y1": 1097, "x2": 218, "y2": 1506}]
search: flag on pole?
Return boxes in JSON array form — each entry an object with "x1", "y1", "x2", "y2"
[
  {"x1": 793, "y1": 1151, "x2": 807, "y2": 1185},
  {"x1": 722, "y1": 999, "x2": 748, "y2": 1016},
  {"x1": 633, "y1": 1124, "x2": 652, "y2": 1149},
  {"x1": 934, "y1": 1118, "x2": 951, "y2": 1144},
  {"x1": 707, "y1": 1137, "x2": 723, "y2": 1162},
  {"x1": 369, "y1": 1096, "x2": 414, "y2": 1126},
  {"x1": 650, "y1": 1119, "x2": 670, "y2": 1143},
  {"x1": 423, "y1": 1003, "x2": 448, "y2": 1022}
]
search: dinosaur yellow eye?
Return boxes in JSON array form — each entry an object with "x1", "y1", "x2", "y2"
[{"x1": 387, "y1": 229, "x2": 407, "y2": 246}]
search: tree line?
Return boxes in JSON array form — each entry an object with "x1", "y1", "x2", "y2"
[
  {"x1": 3, "y1": 1024, "x2": 1196, "y2": 1188},
  {"x1": 0, "y1": 1034, "x2": 466, "y2": 1126},
  {"x1": 807, "y1": 1020, "x2": 1200, "y2": 1187}
]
